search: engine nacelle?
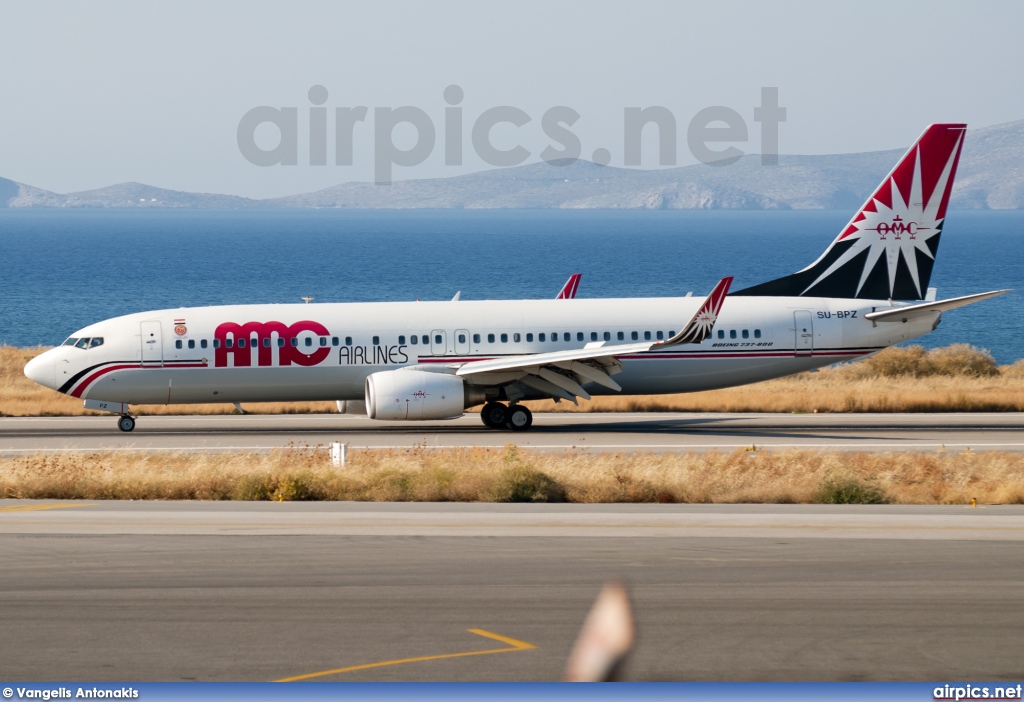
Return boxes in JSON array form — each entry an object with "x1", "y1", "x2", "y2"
[{"x1": 365, "y1": 370, "x2": 484, "y2": 421}]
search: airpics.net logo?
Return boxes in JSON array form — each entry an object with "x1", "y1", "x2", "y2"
[
  {"x1": 236, "y1": 86, "x2": 786, "y2": 184},
  {"x1": 934, "y1": 684, "x2": 1024, "y2": 701}
]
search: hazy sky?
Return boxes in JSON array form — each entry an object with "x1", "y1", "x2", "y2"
[{"x1": 2, "y1": 0, "x2": 1022, "y2": 198}]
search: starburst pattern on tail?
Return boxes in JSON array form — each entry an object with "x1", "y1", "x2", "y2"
[{"x1": 733, "y1": 124, "x2": 966, "y2": 301}]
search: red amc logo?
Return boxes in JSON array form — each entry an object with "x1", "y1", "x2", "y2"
[
  {"x1": 867, "y1": 215, "x2": 930, "y2": 241},
  {"x1": 214, "y1": 320, "x2": 331, "y2": 368}
]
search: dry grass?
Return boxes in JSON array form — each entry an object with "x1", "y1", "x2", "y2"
[
  {"x1": 2, "y1": 445, "x2": 1023, "y2": 504},
  {"x1": 3, "y1": 344, "x2": 1023, "y2": 417}
]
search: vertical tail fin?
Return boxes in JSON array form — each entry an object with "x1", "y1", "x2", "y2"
[
  {"x1": 733, "y1": 123, "x2": 966, "y2": 300},
  {"x1": 556, "y1": 273, "x2": 582, "y2": 299}
]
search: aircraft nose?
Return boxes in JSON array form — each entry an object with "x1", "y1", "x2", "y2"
[{"x1": 24, "y1": 351, "x2": 58, "y2": 390}]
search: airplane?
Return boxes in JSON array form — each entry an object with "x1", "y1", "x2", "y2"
[
  {"x1": 450, "y1": 273, "x2": 581, "y2": 302},
  {"x1": 24, "y1": 123, "x2": 1008, "y2": 433}
]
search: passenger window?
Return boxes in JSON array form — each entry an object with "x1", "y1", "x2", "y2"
[
  {"x1": 644, "y1": 331, "x2": 651, "y2": 341},
  {"x1": 238, "y1": 338, "x2": 247, "y2": 349},
  {"x1": 459, "y1": 333, "x2": 467, "y2": 343},
  {"x1": 604, "y1": 332, "x2": 611, "y2": 341},
  {"x1": 345, "y1": 337, "x2": 353, "y2": 346},
  {"x1": 669, "y1": 331, "x2": 675, "y2": 337},
  {"x1": 305, "y1": 337, "x2": 313, "y2": 347},
  {"x1": 290, "y1": 338, "x2": 298, "y2": 347},
  {"x1": 320, "y1": 337, "x2": 327, "y2": 347},
  {"x1": 539, "y1": 333, "x2": 546, "y2": 342},
  {"x1": 434, "y1": 334, "x2": 442, "y2": 345},
  {"x1": 263, "y1": 338, "x2": 270, "y2": 348},
  {"x1": 513, "y1": 333, "x2": 521, "y2": 342},
  {"x1": 718, "y1": 330, "x2": 725, "y2": 339},
  {"x1": 421, "y1": 335, "x2": 429, "y2": 344},
  {"x1": 277, "y1": 338, "x2": 285, "y2": 347},
  {"x1": 730, "y1": 330, "x2": 737, "y2": 339},
  {"x1": 526, "y1": 333, "x2": 533, "y2": 342},
  {"x1": 656, "y1": 331, "x2": 664, "y2": 340},
  {"x1": 590, "y1": 332, "x2": 598, "y2": 341},
  {"x1": 473, "y1": 333, "x2": 480, "y2": 343},
  {"x1": 226, "y1": 339, "x2": 234, "y2": 348},
  {"x1": 373, "y1": 336, "x2": 380, "y2": 346},
  {"x1": 398, "y1": 335, "x2": 406, "y2": 344},
  {"x1": 332, "y1": 337, "x2": 339, "y2": 346},
  {"x1": 500, "y1": 333, "x2": 508, "y2": 343},
  {"x1": 188, "y1": 339, "x2": 196, "y2": 349},
  {"x1": 213, "y1": 339, "x2": 221, "y2": 349},
  {"x1": 566, "y1": 333, "x2": 573, "y2": 342},
  {"x1": 201, "y1": 339, "x2": 208, "y2": 349},
  {"x1": 631, "y1": 331, "x2": 638, "y2": 341},
  {"x1": 175, "y1": 340, "x2": 182, "y2": 349},
  {"x1": 754, "y1": 329, "x2": 761, "y2": 339},
  {"x1": 742, "y1": 329, "x2": 749, "y2": 339},
  {"x1": 488, "y1": 333, "x2": 495, "y2": 343},
  {"x1": 411, "y1": 335, "x2": 418, "y2": 345}
]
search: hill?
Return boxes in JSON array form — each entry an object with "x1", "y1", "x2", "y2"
[{"x1": 3, "y1": 120, "x2": 1022, "y2": 210}]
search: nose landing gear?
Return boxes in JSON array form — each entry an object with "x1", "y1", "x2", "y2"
[
  {"x1": 82, "y1": 399, "x2": 136, "y2": 432},
  {"x1": 480, "y1": 402, "x2": 533, "y2": 431}
]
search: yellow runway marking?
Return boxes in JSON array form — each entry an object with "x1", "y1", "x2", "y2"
[
  {"x1": 0, "y1": 503, "x2": 97, "y2": 513},
  {"x1": 274, "y1": 628, "x2": 537, "y2": 682}
]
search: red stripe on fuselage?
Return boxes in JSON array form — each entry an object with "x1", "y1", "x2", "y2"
[{"x1": 69, "y1": 363, "x2": 207, "y2": 398}]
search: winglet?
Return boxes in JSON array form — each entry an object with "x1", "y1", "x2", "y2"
[
  {"x1": 656, "y1": 276, "x2": 732, "y2": 347},
  {"x1": 556, "y1": 273, "x2": 582, "y2": 300}
]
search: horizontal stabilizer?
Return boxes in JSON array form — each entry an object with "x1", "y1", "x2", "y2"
[{"x1": 863, "y1": 289, "x2": 1010, "y2": 323}]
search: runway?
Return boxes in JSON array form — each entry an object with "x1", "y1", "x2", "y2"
[
  {"x1": 2, "y1": 412, "x2": 1024, "y2": 454},
  {"x1": 1, "y1": 501, "x2": 1022, "y2": 682}
]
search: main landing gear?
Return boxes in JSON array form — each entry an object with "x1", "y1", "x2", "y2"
[{"x1": 480, "y1": 402, "x2": 533, "y2": 432}]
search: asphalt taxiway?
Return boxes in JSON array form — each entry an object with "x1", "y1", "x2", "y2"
[
  {"x1": 1, "y1": 412, "x2": 1023, "y2": 454},
  {"x1": 2, "y1": 501, "x2": 1023, "y2": 682}
]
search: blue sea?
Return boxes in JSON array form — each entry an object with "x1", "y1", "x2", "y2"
[{"x1": 0, "y1": 209, "x2": 1021, "y2": 362}]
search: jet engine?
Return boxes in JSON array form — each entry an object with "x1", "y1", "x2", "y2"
[{"x1": 365, "y1": 370, "x2": 485, "y2": 421}]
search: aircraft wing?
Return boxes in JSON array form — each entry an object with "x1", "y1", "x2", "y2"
[
  {"x1": 863, "y1": 289, "x2": 1010, "y2": 323},
  {"x1": 456, "y1": 277, "x2": 732, "y2": 402}
]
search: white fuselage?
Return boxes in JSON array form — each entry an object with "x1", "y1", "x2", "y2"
[{"x1": 28, "y1": 295, "x2": 939, "y2": 406}]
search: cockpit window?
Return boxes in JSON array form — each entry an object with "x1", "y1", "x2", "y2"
[
  {"x1": 70, "y1": 337, "x2": 104, "y2": 349},
  {"x1": 62, "y1": 338, "x2": 79, "y2": 347}
]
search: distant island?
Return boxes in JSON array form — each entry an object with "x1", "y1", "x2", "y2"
[{"x1": 2, "y1": 120, "x2": 1022, "y2": 211}]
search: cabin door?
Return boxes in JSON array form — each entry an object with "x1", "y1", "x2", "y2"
[
  {"x1": 140, "y1": 321, "x2": 163, "y2": 366},
  {"x1": 794, "y1": 311, "x2": 813, "y2": 356}
]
